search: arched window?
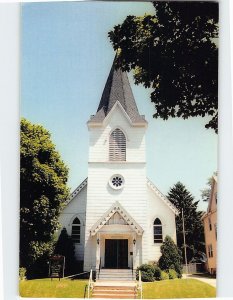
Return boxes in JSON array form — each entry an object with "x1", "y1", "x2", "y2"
[
  {"x1": 109, "y1": 128, "x2": 126, "y2": 161},
  {"x1": 153, "y1": 218, "x2": 163, "y2": 243},
  {"x1": 71, "y1": 217, "x2": 81, "y2": 243}
]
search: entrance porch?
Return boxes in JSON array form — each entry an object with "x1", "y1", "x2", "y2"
[{"x1": 89, "y1": 201, "x2": 144, "y2": 272}]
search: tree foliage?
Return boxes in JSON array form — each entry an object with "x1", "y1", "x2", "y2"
[
  {"x1": 201, "y1": 172, "x2": 217, "y2": 202},
  {"x1": 167, "y1": 182, "x2": 205, "y2": 262},
  {"x1": 158, "y1": 236, "x2": 182, "y2": 277},
  {"x1": 20, "y1": 118, "x2": 69, "y2": 277},
  {"x1": 54, "y1": 227, "x2": 76, "y2": 275},
  {"x1": 109, "y1": 2, "x2": 218, "y2": 132}
]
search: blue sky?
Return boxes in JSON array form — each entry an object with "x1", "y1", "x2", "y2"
[{"x1": 21, "y1": 1, "x2": 217, "y2": 210}]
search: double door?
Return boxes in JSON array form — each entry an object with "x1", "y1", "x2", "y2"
[{"x1": 105, "y1": 239, "x2": 128, "y2": 269}]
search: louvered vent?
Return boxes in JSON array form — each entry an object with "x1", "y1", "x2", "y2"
[{"x1": 109, "y1": 129, "x2": 126, "y2": 161}]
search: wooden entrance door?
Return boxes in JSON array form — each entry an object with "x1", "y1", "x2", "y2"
[{"x1": 105, "y1": 239, "x2": 128, "y2": 268}]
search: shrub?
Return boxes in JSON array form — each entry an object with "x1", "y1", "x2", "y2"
[
  {"x1": 136, "y1": 264, "x2": 155, "y2": 282},
  {"x1": 161, "y1": 270, "x2": 169, "y2": 280},
  {"x1": 158, "y1": 236, "x2": 183, "y2": 277},
  {"x1": 19, "y1": 267, "x2": 27, "y2": 280},
  {"x1": 168, "y1": 269, "x2": 177, "y2": 279},
  {"x1": 153, "y1": 265, "x2": 162, "y2": 281},
  {"x1": 54, "y1": 227, "x2": 76, "y2": 276}
]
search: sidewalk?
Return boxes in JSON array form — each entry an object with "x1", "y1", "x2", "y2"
[{"x1": 184, "y1": 274, "x2": 216, "y2": 288}]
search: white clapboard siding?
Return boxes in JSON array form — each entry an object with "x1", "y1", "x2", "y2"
[
  {"x1": 59, "y1": 185, "x2": 87, "y2": 261},
  {"x1": 147, "y1": 186, "x2": 177, "y2": 262},
  {"x1": 89, "y1": 106, "x2": 146, "y2": 163}
]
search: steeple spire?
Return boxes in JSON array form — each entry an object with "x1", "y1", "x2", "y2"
[{"x1": 89, "y1": 57, "x2": 146, "y2": 124}]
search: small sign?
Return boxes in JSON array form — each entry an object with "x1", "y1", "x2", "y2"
[{"x1": 49, "y1": 255, "x2": 65, "y2": 280}]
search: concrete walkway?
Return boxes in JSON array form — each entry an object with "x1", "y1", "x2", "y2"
[{"x1": 185, "y1": 274, "x2": 216, "y2": 288}]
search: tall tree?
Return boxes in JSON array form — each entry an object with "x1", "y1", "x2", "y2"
[
  {"x1": 167, "y1": 182, "x2": 205, "y2": 263},
  {"x1": 109, "y1": 2, "x2": 218, "y2": 132},
  {"x1": 20, "y1": 118, "x2": 69, "y2": 278}
]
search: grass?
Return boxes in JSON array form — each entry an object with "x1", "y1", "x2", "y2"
[
  {"x1": 142, "y1": 279, "x2": 216, "y2": 299},
  {"x1": 19, "y1": 278, "x2": 216, "y2": 298},
  {"x1": 19, "y1": 278, "x2": 88, "y2": 298}
]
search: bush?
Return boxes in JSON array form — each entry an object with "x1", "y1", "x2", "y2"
[
  {"x1": 168, "y1": 269, "x2": 177, "y2": 279},
  {"x1": 158, "y1": 236, "x2": 183, "y2": 277},
  {"x1": 153, "y1": 266, "x2": 162, "y2": 281},
  {"x1": 136, "y1": 264, "x2": 155, "y2": 282},
  {"x1": 161, "y1": 270, "x2": 169, "y2": 280},
  {"x1": 19, "y1": 267, "x2": 27, "y2": 280}
]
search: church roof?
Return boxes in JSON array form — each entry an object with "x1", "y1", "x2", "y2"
[
  {"x1": 89, "y1": 58, "x2": 147, "y2": 124},
  {"x1": 90, "y1": 201, "x2": 144, "y2": 236},
  {"x1": 147, "y1": 179, "x2": 179, "y2": 215},
  {"x1": 64, "y1": 178, "x2": 87, "y2": 205}
]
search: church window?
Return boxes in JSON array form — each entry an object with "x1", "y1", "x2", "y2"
[
  {"x1": 153, "y1": 218, "x2": 163, "y2": 243},
  {"x1": 72, "y1": 217, "x2": 81, "y2": 243},
  {"x1": 109, "y1": 174, "x2": 125, "y2": 190},
  {"x1": 109, "y1": 128, "x2": 126, "y2": 161}
]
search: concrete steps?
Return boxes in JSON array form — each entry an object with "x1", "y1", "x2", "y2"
[
  {"x1": 97, "y1": 269, "x2": 136, "y2": 281},
  {"x1": 92, "y1": 282, "x2": 137, "y2": 299}
]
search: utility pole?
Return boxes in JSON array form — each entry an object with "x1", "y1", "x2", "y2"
[{"x1": 182, "y1": 208, "x2": 188, "y2": 275}]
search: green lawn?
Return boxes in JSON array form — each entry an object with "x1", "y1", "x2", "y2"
[
  {"x1": 19, "y1": 278, "x2": 216, "y2": 298},
  {"x1": 19, "y1": 278, "x2": 88, "y2": 298},
  {"x1": 142, "y1": 279, "x2": 216, "y2": 298}
]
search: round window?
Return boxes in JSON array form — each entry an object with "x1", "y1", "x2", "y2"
[{"x1": 109, "y1": 174, "x2": 125, "y2": 190}]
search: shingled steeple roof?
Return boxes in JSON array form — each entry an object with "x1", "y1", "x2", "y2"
[{"x1": 89, "y1": 58, "x2": 147, "y2": 125}]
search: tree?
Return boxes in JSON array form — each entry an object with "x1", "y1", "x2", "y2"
[
  {"x1": 54, "y1": 227, "x2": 76, "y2": 275},
  {"x1": 201, "y1": 172, "x2": 217, "y2": 202},
  {"x1": 109, "y1": 2, "x2": 218, "y2": 132},
  {"x1": 167, "y1": 182, "x2": 205, "y2": 263},
  {"x1": 158, "y1": 236, "x2": 182, "y2": 277},
  {"x1": 20, "y1": 118, "x2": 69, "y2": 278}
]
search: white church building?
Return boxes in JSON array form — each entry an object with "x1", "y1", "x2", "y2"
[{"x1": 59, "y1": 58, "x2": 178, "y2": 272}]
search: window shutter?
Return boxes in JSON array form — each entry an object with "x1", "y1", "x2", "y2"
[{"x1": 109, "y1": 129, "x2": 126, "y2": 161}]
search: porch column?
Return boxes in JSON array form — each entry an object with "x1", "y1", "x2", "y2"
[
  {"x1": 132, "y1": 233, "x2": 136, "y2": 270},
  {"x1": 96, "y1": 233, "x2": 100, "y2": 271}
]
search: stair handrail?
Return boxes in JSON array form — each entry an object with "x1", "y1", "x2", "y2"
[
  {"x1": 98, "y1": 257, "x2": 101, "y2": 279},
  {"x1": 87, "y1": 269, "x2": 93, "y2": 299},
  {"x1": 131, "y1": 256, "x2": 133, "y2": 276},
  {"x1": 138, "y1": 270, "x2": 143, "y2": 299}
]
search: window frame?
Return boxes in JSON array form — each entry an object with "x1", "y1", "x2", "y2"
[
  {"x1": 109, "y1": 128, "x2": 126, "y2": 161},
  {"x1": 71, "y1": 217, "x2": 81, "y2": 244},
  {"x1": 208, "y1": 244, "x2": 213, "y2": 258},
  {"x1": 153, "y1": 218, "x2": 163, "y2": 244}
]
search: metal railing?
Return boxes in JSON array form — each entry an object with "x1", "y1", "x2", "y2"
[
  {"x1": 87, "y1": 269, "x2": 93, "y2": 299},
  {"x1": 131, "y1": 257, "x2": 134, "y2": 277},
  {"x1": 137, "y1": 270, "x2": 143, "y2": 299},
  {"x1": 98, "y1": 258, "x2": 101, "y2": 279}
]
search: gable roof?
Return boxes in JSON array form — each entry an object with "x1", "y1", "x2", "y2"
[
  {"x1": 90, "y1": 201, "x2": 144, "y2": 236},
  {"x1": 147, "y1": 178, "x2": 179, "y2": 215},
  {"x1": 64, "y1": 178, "x2": 179, "y2": 216},
  {"x1": 88, "y1": 58, "x2": 147, "y2": 125},
  {"x1": 64, "y1": 178, "x2": 87, "y2": 206}
]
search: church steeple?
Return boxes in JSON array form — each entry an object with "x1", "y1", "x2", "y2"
[{"x1": 89, "y1": 57, "x2": 147, "y2": 124}]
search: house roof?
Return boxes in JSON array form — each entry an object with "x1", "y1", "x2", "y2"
[
  {"x1": 147, "y1": 179, "x2": 179, "y2": 215},
  {"x1": 90, "y1": 201, "x2": 144, "y2": 236},
  {"x1": 88, "y1": 58, "x2": 146, "y2": 124}
]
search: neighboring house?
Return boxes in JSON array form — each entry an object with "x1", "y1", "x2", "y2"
[
  {"x1": 59, "y1": 58, "x2": 178, "y2": 272},
  {"x1": 202, "y1": 176, "x2": 217, "y2": 275}
]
